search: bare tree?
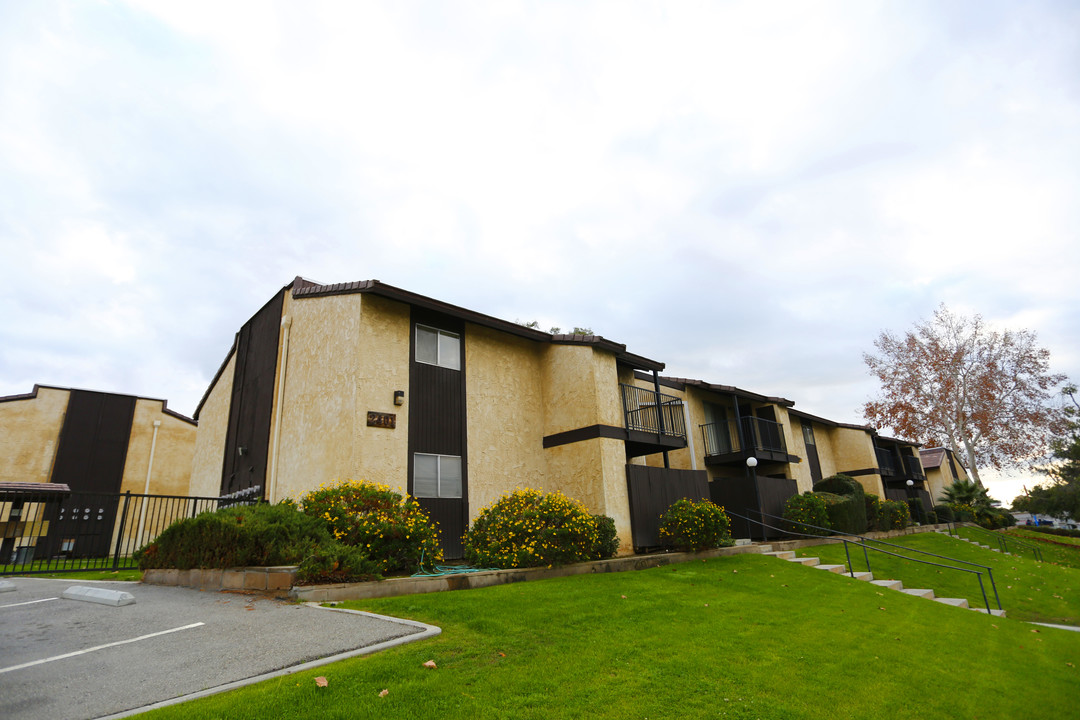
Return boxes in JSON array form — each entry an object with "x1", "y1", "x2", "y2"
[{"x1": 863, "y1": 304, "x2": 1067, "y2": 484}]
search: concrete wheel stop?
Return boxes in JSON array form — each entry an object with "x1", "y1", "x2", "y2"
[
  {"x1": 0, "y1": 579, "x2": 16, "y2": 593},
  {"x1": 62, "y1": 585, "x2": 136, "y2": 606}
]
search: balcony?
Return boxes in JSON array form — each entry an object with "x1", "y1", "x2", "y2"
[
  {"x1": 902, "y1": 454, "x2": 926, "y2": 481},
  {"x1": 620, "y1": 384, "x2": 688, "y2": 458},
  {"x1": 876, "y1": 448, "x2": 900, "y2": 477},
  {"x1": 700, "y1": 416, "x2": 790, "y2": 465}
]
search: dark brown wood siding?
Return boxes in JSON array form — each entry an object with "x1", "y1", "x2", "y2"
[
  {"x1": 49, "y1": 390, "x2": 137, "y2": 557},
  {"x1": 711, "y1": 474, "x2": 797, "y2": 539},
  {"x1": 408, "y1": 309, "x2": 468, "y2": 559},
  {"x1": 51, "y1": 390, "x2": 136, "y2": 494},
  {"x1": 625, "y1": 465, "x2": 709, "y2": 549},
  {"x1": 220, "y1": 290, "x2": 284, "y2": 497}
]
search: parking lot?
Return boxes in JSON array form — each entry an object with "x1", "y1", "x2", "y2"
[{"x1": 0, "y1": 577, "x2": 439, "y2": 720}]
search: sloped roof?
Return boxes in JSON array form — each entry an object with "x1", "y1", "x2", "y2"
[
  {"x1": 292, "y1": 277, "x2": 666, "y2": 371},
  {"x1": 0, "y1": 384, "x2": 195, "y2": 425}
]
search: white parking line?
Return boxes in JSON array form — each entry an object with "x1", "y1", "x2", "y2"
[
  {"x1": 0, "y1": 597, "x2": 59, "y2": 609},
  {"x1": 0, "y1": 622, "x2": 205, "y2": 675}
]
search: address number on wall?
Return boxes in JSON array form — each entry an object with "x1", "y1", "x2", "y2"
[{"x1": 367, "y1": 411, "x2": 397, "y2": 429}]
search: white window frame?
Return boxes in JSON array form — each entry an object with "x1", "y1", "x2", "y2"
[
  {"x1": 412, "y1": 453, "x2": 463, "y2": 499},
  {"x1": 415, "y1": 325, "x2": 461, "y2": 370}
]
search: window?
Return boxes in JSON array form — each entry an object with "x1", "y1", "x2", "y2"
[
  {"x1": 801, "y1": 422, "x2": 816, "y2": 446},
  {"x1": 413, "y1": 453, "x2": 463, "y2": 498},
  {"x1": 415, "y1": 325, "x2": 461, "y2": 370}
]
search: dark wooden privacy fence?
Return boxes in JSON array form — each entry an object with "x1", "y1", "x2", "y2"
[
  {"x1": 625, "y1": 465, "x2": 709, "y2": 549},
  {"x1": 711, "y1": 474, "x2": 798, "y2": 539}
]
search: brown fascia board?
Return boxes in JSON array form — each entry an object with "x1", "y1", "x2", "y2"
[
  {"x1": 0, "y1": 481, "x2": 72, "y2": 499},
  {"x1": 0, "y1": 384, "x2": 195, "y2": 425},
  {"x1": 787, "y1": 408, "x2": 875, "y2": 433},
  {"x1": 662, "y1": 376, "x2": 795, "y2": 407},
  {"x1": 875, "y1": 433, "x2": 923, "y2": 448},
  {"x1": 291, "y1": 277, "x2": 666, "y2": 371}
]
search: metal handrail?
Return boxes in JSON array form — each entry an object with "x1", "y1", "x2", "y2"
[
  {"x1": 952, "y1": 522, "x2": 1044, "y2": 562},
  {"x1": 736, "y1": 508, "x2": 999, "y2": 613}
]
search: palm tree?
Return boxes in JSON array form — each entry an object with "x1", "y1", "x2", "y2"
[{"x1": 938, "y1": 479, "x2": 998, "y2": 511}]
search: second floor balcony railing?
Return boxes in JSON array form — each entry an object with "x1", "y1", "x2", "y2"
[
  {"x1": 700, "y1": 416, "x2": 787, "y2": 458},
  {"x1": 903, "y1": 454, "x2": 925, "y2": 480},
  {"x1": 876, "y1": 448, "x2": 899, "y2": 477},
  {"x1": 619, "y1": 384, "x2": 687, "y2": 439}
]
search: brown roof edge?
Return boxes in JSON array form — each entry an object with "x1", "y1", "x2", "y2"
[
  {"x1": 787, "y1": 407, "x2": 875, "y2": 432},
  {"x1": 665, "y1": 376, "x2": 795, "y2": 407},
  {"x1": 0, "y1": 482, "x2": 71, "y2": 497},
  {"x1": 0, "y1": 384, "x2": 195, "y2": 425},
  {"x1": 291, "y1": 278, "x2": 666, "y2": 370},
  {"x1": 875, "y1": 434, "x2": 923, "y2": 448}
]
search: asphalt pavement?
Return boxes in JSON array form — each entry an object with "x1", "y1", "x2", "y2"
[{"x1": 0, "y1": 577, "x2": 438, "y2": 720}]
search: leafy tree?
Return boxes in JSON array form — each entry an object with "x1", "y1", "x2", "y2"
[
  {"x1": 863, "y1": 304, "x2": 1067, "y2": 484},
  {"x1": 938, "y1": 478, "x2": 998, "y2": 511},
  {"x1": 1012, "y1": 385, "x2": 1080, "y2": 521}
]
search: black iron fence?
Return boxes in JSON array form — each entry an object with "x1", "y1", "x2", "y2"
[
  {"x1": 0, "y1": 486, "x2": 260, "y2": 575},
  {"x1": 620, "y1": 384, "x2": 686, "y2": 439}
]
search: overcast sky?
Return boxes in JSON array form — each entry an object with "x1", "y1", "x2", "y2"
[{"x1": 2, "y1": 1, "x2": 1077, "y2": 505}]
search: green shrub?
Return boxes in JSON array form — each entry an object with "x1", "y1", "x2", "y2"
[
  {"x1": 463, "y1": 489, "x2": 614, "y2": 568},
  {"x1": 815, "y1": 492, "x2": 863, "y2": 535},
  {"x1": 782, "y1": 493, "x2": 831, "y2": 535},
  {"x1": 813, "y1": 475, "x2": 867, "y2": 533},
  {"x1": 134, "y1": 502, "x2": 380, "y2": 583},
  {"x1": 933, "y1": 504, "x2": 955, "y2": 523},
  {"x1": 592, "y1": 514, "x2": 620, "y2": 559},
  {"x1": 658, "y1": 498, "x2": 733, "y2": 551},
  {"x1": 878, "y1": 500, "x2": 911, "y2": 530},
  {"x1": 299, "y1": 479, "x2": 442, "y2": 574},
  {"x1": 950, "y1": 503, "x2": 976, "y2": 522},
  {"x1": 865, "y1": 493, "x2": 882, "y2": 530},
  {"x1": 925, "y1": 509, "x2": 938, "y2": 524},
  {"x1": 297, "y1": 544, "x2": 381, "y2": 584}
]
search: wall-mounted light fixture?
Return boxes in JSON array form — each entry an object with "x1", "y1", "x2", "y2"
[{"x1": 394, "y1": 390, "x2": 405, "y2": 406}]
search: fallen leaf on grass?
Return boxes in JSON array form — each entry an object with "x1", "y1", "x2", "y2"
[
  {"x1": 621, "y1": 595, "x2": 627, "y2": 599},
  {"x1": 315, "y1": 677, "x2": 328, "y2": 687},
  {"x1": 992, "y1": 624, "x2": 999, "y2": 629},
  {"x1": 1031, "y1": 629, "x2": 1041, "y2": 633},
  {"x1": 879, "y1": 607, "x2": 886, "y2": 611},
  {"x1": 498, "y1": 652, "x2": 506, "y2": 657},
  {"x1": 732, "y1": 570, "x2": 738, "y2": 574},
  {"x1": 423, "y1": 660, "x2": 437, "y2": 669},
  {"x1": 379, "y1": 689, "x2": 389, "y2": 697},
  {"x1": 1067, "y1": 663, "x2": 1074, "y2": 668}
]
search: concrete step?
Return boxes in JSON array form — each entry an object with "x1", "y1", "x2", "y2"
[
  {"x1": 849, "y1": 571, "x2": 874, "y2": 582},
  {"x1": 979, "y1": 544, "x2": 991, "y2": 549},
  {"x1": 813, "y1": 564, "x2": 847, "y2": 574},
  {"x1": 935, "y1": 597, "x2": 970, "y2": 609},
  {"x1": 787, "y1": 557, "x2": 820, "y2": 567},
  {"x1": 871, "y1": 579, "x2": 903, "y2": 591},
  {"x1": 761, "y1": 550, "x2": 796, "y2": 560},
  {"x1": 902, "y1": 588, "x2": 936, "y2": 599},
  {"x1": 971, "y1": 608, "x2": 1007, "y2": 617},
  {"x1": 754, "y1": 544, "x2": 774, "y2": 552}
]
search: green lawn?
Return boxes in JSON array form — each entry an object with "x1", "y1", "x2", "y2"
[
  {"x1": 796, "y1": 532, "x2": 1080, "y2": 625},
  {"x1": 139, "y1": 552, "x2": 1079, "y2": 720}
]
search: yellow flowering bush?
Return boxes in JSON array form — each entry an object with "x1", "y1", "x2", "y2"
[
  {"x1": 658, "y1": 498, "x2": 733, "y2": 551},
  {"x1": 463, "y1": 489, "x2": 617, "y2": 568},
  {"x1": 298, "y1": 479, "x2": 442, "y2": 574}
]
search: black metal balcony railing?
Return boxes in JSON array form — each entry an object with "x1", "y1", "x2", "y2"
[
  {"x1": 620, "y1": 384, "x2": 687, "y2": 439},
  {"x1": 700, "y1": 416, "x2": 787, "y2": 457},
  {"x1": 903, "y1": 454, "x2": 925, "y2": 480},
  {"x1": 876, "y1": 448, "x2": 899, "y2": 477}
]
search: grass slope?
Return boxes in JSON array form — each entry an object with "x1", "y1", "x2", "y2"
[
  {"x1": 794, "y1": 532, "x2": 1080, "y2": 625},
  {"x1": 141, "y1": 553, "x2": 1079, "y2": 720}
]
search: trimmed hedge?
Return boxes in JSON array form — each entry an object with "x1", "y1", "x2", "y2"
[
  {"x1": 816, "y1": 492, "x2": 862, "y2": 535},
  {"x1": 813, "y1": 474, "x2": 867, "y2": 533},
  {"x1": 865, "y1": 493, "x2": 882, "y2": 531},
  {"x1": 783, "y1": 493, "x2": 831, "y2": 535},
  {"x1": 134, "y1": 502, "x2": 380, "y2": 583},
  {"x1": 933, "y1": 504, "x2": 955, "y2": 523}
]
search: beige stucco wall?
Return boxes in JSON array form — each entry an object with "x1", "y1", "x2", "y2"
[
  {"x1": 118, "y1": 399, "x2": 196, "y2": 497},
  {"x1": 0, "y1": 387, "x2": 70, "y2": 485},
  {"x1": 465, "y1": 324, "x2": 546, "y2": 515},
  {"x1": 272, "y1": 292, "x2": 411, "y2": 502},
  {"x1": 543, "y1": 436, "x2": 634, "y2": 553},
  {"x1": 540, "y1": 345, "x2": 605, "y2": 436},
  {"x1": 826, "y1": 426, "x2": 884, "y2": 496},
  {"x1": 189, "y1": 354, "x2": 235, "y2": 498}
]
